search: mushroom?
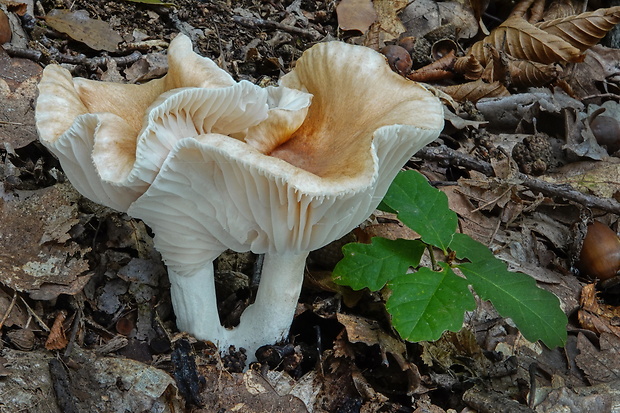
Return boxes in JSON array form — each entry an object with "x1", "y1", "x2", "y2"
[{"x1": 36, "y1": 34, "x2": 444, "y2": 362}]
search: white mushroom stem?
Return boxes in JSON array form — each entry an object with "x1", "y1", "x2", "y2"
[{"x1": 167, "y1": 252, "x2": 309, "y2": 362}]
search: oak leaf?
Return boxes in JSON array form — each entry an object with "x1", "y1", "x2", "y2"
[
  {"x1": 438, "y1": 80, "x2": 510, "y2": 103},
  {"x1": 536, "y1": 6, "x2": 620, "y2": 53},
  {"x1": 469, "y1": 15, "x2": 583, "y2": 66}
]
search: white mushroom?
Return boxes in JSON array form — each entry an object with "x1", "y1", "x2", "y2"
[{"x1": 36, "y1": 34, "x2": 444, "y2": 363}]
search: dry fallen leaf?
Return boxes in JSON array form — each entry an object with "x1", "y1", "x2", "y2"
[
  {"x1": 45, "y1": 311, "x2": 68, "y2": 350},
  {"x1": 536, "y1": 6, "x2": 620, "y2": 53},
  {"x1": 564, "y1": 162, "x2": 620, "y2": 199},
  {"x1": 469, "y1": 15, "x2": 583, "y2": 66},
  {"x1": 372, "y1": 0, "x2": 408, "y2": 40},
  {"x1": 576, "y1": 332, "x2": 620, "y2": 385},
  {"x1": 507, "y1": 58, "x2": 561, "y2": 87},
  {"x1": 335, "y1": 0, "x2": 377, "y2": 33},
  {"x1": 43, "y1": 9, "x2": 123, "y2": 52},
  {"x1": 0, "y1": 183, "x2": 91, "y2": 296},
  {"x1": 0, "y1": 9, "x2": 11, "y2": 44},
  {"x1": 438, "y1": 79, "x2": 510, "y2": 103}
]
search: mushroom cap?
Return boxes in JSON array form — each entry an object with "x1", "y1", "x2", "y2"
[
  {"x1": 126, "y1": 41, "x2": 443, "y2": 276},
  {"x1": 36, "y1": 35, "x2": 443, "y2": 276},
  {"x1": 35, "y1": 34, "x2": 261, "y2": 211}
]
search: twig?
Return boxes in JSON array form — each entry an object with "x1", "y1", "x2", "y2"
[
  {"x1": 233, "y1": 15, "x2": 321, "y2": 40},
  {"x1": 416, "y1": 144, "x2": 620, "y2": 215},
  {"x1": 0, "y1": 290, "x2": 18, "y2": 331},
  {"x1": 20, "y1": 296, "x2": 51, "y2": 332},
  {"x1": 417, "y1": 145, "x2": 495, "y2": 176},
  {"x1": 3, "y1": 44, "x2": 142, "y2": 68}
]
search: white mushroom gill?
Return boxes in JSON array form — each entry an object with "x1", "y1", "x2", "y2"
[{"x1": 35, "y1": 34, "x2": 444, "y2": 363}]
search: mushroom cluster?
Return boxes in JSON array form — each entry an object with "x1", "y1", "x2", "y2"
[{"x1": 36, "y1": 34, "x2": 444, "y2": 362}]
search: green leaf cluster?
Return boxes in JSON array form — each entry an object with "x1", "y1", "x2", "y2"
[{"x1": 333, "y1": 170, "x2": 567, "y2": 348}]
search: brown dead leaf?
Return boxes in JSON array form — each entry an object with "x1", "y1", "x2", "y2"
[
  {"x1": 438, "y1": 79, "x2": 510, "y2": 103},
  {"x1": 4, "y1": 2, "x2": 28, "y2": 16},
  {"x1": 507, "y1": 58, "x2": 561, "y2": 87},
  {"x1": 544, "y1": 159, "x2": 620, "y2": 200},
  {"x1": 43, "y1": 9, "x2": 123, "y2": 52},
  {"x1": 0, "y1": 289, "x2": 26, "y2": 328},
  {"x1": 469, "y1": 15, "x2": 583, "y2": 66},
  {"x1": 372, "y1": 0, "x2": 407, "y2": 41},
  {"x1": 194, "y1": 365, "x2": 308, "y2": 412},
  {"x1": 0, "y1": 9, "x2": 10, "y2": 44},
  {"x1": 578, "y1": 283, "x2": 620, "y2": 337},
  {"x1": 336, "y1": 0, "x2": 377, "y2": 33},
  {"x1": 560, "y1": 45, "x2": 620, "y2": 100},
  {"x1": 0, "y1": 183, "x2": 91, "y2": 296},
  {"x1": 536, "y1": 6, "x2": 620, "y2": 53},
  {"x1": 0, "y1": 50, "x2": 42, "y2": 148},
  {"x1": 542, "y1": 0, "x2": 582, "y2": 21},
  {"x1": 45, "y1": 311, "x2": 68, "y2": 350},
  {"x1": 576, "y1": 332, "x2": 620, "y2": 385},
  {"x1": 337, "y1": 313, "x2": 423, "y2": 394},
  {"x1": 453, "y1": 54, "x2": 484, "y2": 80}
]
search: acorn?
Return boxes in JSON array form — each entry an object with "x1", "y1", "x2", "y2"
[
  {"x1": 589, "y1": 111, "x2": 620, "y2": 155},
  {"x1": 577, "y1": 221, "x2": 620, "y2": 280},
  {"x1": 381, "y1": 45, "x2": 412, "y2": 75}
]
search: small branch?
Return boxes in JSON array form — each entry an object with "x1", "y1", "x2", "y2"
[
  {"x1": 233, "y1": 15, "x2": 321, "y2": 40},
  {"x1": 0, "y1": 290, "x2": 18, "y2": 330},
  {"x1": 416, "y1": 144, "x2": 620, "y2": 215},
  {"x1": 417, "y1": 145, "x2": 495, "y2": 176},
  {"x1": 3, "y1": 44, "x2": 142, "y2": 68}
]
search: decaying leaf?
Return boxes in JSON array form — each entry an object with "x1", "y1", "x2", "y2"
[
  {"x1": 545, "y1": 160, "x2": 620, "y2": 200},
  {"x1": 45, "y1": 311, "x2": 68, "y2": 350},
  {"x1": 336, "y1": 0, "x2": 377, "y2": 33},
  {"x1": 507, "y1": 58, "x2": 561, "y2": 87},
  {"x1": 438, "y1": 80, "x2": 510, "y2": 103},
  {"x1": 576, "y1": 332, "x2": 620, "y2": 385},
  {"x1": 336, "y1": 313, "x2": 423, "y2": 394},
  {"x1": 43, "y1": 9, "x2": 123, "y2": 52},
  {"x1": 577, "y1": 283, "x2": 620, "y2": 337},
  {"x1": 453, "y1": 54, "x2": 484, "y2": 80},
  {"x1": 0, "y1": 9, "x2": 11, "y2": 44},
  {"x1": 0, "y1": 183, "x2": 91, "y2": 296},
  {"x1": 372, "y1": 0, "x2": 407, "y2": 41},
  {"x1": 195, "y1": 365, "x2": 309, "y2": 412},
  {"x1": 536, "y1": 6, "x2": 620, "y2": 53},
  {"x1": 0, "y1": 347, "x2": 178, "y2": 412},
  {"x1": 562, "y1": 45, "x2": 620, "y2": 99},
  {"x1": 0, "y1": 53, "x2": 42, "y2": 148}
]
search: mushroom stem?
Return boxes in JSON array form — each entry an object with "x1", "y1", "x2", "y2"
[
  {"x1": 167, "y1": 264, "x2": 225, "y2": 341},
  {"x1": 167, "y1": 252, "x2": 308, "y2": 364},
  {"x1": 229, "y1": 251, "x2": 308, "y2": 361}
]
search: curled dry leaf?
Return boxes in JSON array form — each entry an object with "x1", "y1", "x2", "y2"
[
  {"x1": 536, "y1": 6, "x2": 620, "y2": 53},
  {"x1": 469, "y1": 15, "x2": 583, "y2": 66},
  {"x1": 438, "y1": 80, "x2": 510, "y2": 103},
  {"x1": 407, "y1": 50, "x2": 456, "y2": 82},
  {"x1": 453, "y1": 54, "x2": 484, "y2": 80},
  {"x1": 45, "y1": 311, "x2": 68, "y2": 350},
  {"x1": 506, "y1": 59, "x2": 561, "y2": 88},
  {"x1": 0, "y1": 9, "x2": 10, "y2": 44},
  {"x1": 43, "y1": 9, "x2": 123, "y2": 52}
]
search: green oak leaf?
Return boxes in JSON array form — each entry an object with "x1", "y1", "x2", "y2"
[
  {"x1": 333, "y1": 238, "x2": 425, "y2": 291},
  {"x1": 381, "y1": 170, "x2": 457, "y2": 252},
  {"x1": 458, "y1": 258, "x2": 567, "y2": 348},
  {"x1": 386, "y1": 264, "x2": 476, "y2": 342},
  {"x1": 449, "y1": 232, "x2": 495, "y2": 261}
]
